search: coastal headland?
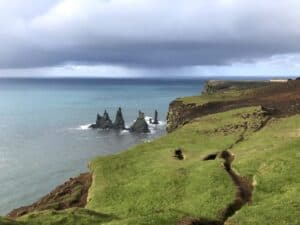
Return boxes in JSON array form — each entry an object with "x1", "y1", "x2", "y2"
[{"x1": 2, "y1": 79, "x2": 299, "y2": 225}]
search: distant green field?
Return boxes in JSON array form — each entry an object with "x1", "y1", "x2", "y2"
[
  {"x1": 1, "y1": 106, "x2": 299, "y2": 225},
  {"x1": 177, "y1": 81, "x2": 273, "y2": 106}
]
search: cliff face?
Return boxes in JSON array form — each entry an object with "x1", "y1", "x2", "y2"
[
  {"x1": 166, "y1": 79, "x2": 300, "y2": 133},
  {"x1": 166, "y1": 101, "x2": 200, "y2": 132},
  {"x1": 166, "y1": 99, "x2": 247, "y2": 132}
]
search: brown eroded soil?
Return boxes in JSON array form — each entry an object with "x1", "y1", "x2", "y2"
[{"x1": 7, "y1": 172, "x2": 92, "y2": 219}]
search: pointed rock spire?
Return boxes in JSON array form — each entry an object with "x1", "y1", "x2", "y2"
[
  {"x1": 153, "y1": 110, "x2": 159, "y2": 124},
  {"x1": 113, "y1": 107, "x2": 125, "y2": 129},
  {"x1": 100, "y1": 110, "x2": 113, "y2": 129}
]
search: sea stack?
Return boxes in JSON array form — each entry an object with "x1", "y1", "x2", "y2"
[
  {"x1": 130, "y1": 111, "x2": 150, "y2": 133},
  {"x1": 153, "y1": 110, "x2": 159, "y2": 124},
  {"x1": 89, "y1": 110, "x2": 113, "y2": 129},
  {"x1": 113, "y1": 107, "x2": 125, "y2": 129}
]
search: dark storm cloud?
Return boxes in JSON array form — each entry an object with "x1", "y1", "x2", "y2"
[{"x1": 1, "y1": 0, "x2": 300, "y2": 69}]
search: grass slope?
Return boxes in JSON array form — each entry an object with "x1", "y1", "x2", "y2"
[
  {"x1": 1, "y1": 106, "x2": 299, "y2": 225},
  {"x1": 226, "y1": 115, "x2": 300, "y2": 225}
]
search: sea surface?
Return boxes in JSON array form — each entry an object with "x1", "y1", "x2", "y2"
[{"x1": 0, "y1": 78, "x2": 205, "y2": 215}]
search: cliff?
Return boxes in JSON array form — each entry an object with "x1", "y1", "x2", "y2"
[{"x1": 167, "y1": 79, "x2": 300, "y2": 132}]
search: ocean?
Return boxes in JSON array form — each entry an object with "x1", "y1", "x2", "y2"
[{"x1": 0, "y1": 78, "x2": 204, "y2": 215}]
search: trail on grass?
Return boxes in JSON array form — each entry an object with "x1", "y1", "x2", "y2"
[{"x1": 179, "y1": 115, "x2": 272, "y2": 225}]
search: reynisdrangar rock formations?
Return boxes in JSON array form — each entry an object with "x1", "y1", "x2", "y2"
[{"x1": 90, "y1": 108, "x2": 159, "y2": 133}]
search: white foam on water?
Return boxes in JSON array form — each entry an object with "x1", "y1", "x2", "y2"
[
  {"x1": 145, "y1": 115, "x2": 166, "y2": 126},
  {"x1": 142, "y1": 115, "x2": 165, "y2": 134},
  {"x1": 157, "y1": 120, "x2": 166, "y2": 126},
  {"x1": 76, "y1": 124, "x2": 92, "y2": 130},
  {"x1": 145, "y1": 116, "x2": 153, "y2": 123},
  {"x1": 120, "y1": 130, "x2": 129, "y2": 135}
]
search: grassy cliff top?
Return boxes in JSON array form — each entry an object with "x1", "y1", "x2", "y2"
[{"x1": 177, "y1": 80, "x2": 298, "y2": 106}]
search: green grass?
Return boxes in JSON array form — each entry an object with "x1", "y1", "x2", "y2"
[
  {"x1": 177, "y1": 89, "x2": 249, "y2": 106},
  {"x1": 1, "y1": 106, "x2": 299, "y2": 225},
  {"x1": 178, "y1": 82, "x2": 270, "y2": 106},
  {"x1": 85, "y1": 106, "x2": 267, "y2": 224},
  {"x1": 17, "y1": 208, "x2": 116, "y2": 225},
  {"x1": 0, "y1": 217, "x2": 20, "y2": 225},
  {"x1": 226, "y1": 115, "x2": 300, "y2": 225}
]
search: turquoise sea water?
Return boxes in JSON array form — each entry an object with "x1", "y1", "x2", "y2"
[{"x1": 0, "y1": 78, "x2": 204, "y2": 215}]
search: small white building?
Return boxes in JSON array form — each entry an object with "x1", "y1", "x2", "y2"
[{"x1": 270, "y1": 79, "x2": 288, "y2": 83}]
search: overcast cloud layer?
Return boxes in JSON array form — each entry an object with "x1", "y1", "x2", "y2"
[{"x1": 0, "y1": 0, "x2": 300, "y2": 76}]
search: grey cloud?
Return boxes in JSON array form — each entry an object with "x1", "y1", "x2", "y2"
[{"x1": 0, "y1": 0, "x2": 300, "y2": 69}]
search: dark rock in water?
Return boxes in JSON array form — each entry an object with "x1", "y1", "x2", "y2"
[
  {"x1": 101, "y1": 110, "x2": 114, "y2": 129},
  {"x1": 89, "y1": 124, "x2": 97, "y2": 129},
  {"x1": 113, "y1": 107, "x2": 125, "y2": 129},
  {"x1": 153, "y1": 110, "x2": 159, "y2": 124},
  {"x1": 130, "y1": 110, "x2": 150, "y2": 133},
  {"x1": 149, "y1": 110, "x2": 159, "y2": 125},
  {"x1": 96, "y1": 113, "x2": 102, "y2": 126},
  {"x1": 89, "y1": 110, "x2": 113, "y2": 129},
  {"x1": 89, "y1": 114, "x2": 101, "y2": 128}
]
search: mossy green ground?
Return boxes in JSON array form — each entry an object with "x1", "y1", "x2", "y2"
[{"x1": 1, "y1": 107, "x2": 299, "y2": 225}]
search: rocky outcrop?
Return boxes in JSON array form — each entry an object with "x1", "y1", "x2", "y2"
[
  {"x1": 166, "y1": 101, "x2": 200, "y2": 132},
  {"x1": 89, "y1": 110, "x2": 113, "y2": 129},
  {"x1": 130, "y1": 111, "x2": 150, "y2": 133},
  {"x1": 113, "y1": 107, "x2": 125, "y2": 129},
  {"x1": 89, "y1": 108, "x2": 156, "y2": 132}
]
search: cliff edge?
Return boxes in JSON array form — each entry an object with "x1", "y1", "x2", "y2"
[{"x1": 167, "y1": 79, "x2": 300, "y2": 132}]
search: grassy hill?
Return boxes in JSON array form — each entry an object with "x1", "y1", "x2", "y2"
[{"x1": 1, "y1": 81, "x2": 299, "y2": 225}]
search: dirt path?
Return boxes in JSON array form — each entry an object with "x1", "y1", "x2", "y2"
[
  {"x1": 178, "y1": 115, "x2": 271, "y2": 225},
  {"x1": 178, "y1": 149, "x2": 253, "y2": 225}
]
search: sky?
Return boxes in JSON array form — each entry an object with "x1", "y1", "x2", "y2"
[{"x1": 0, "y1": 0, "x2": 300, "y2": 78}]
